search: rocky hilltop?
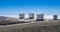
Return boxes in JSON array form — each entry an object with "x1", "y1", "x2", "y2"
[{"x1": 0, "y1": 19, "x2": 60, "y2": 32}]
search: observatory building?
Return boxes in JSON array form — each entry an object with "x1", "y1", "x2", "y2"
[
  {"x1": 19, "y1": 13, "x2": 25, "y2": 19},
  {"x1": 29, "y1": 13, "x2": 34, "y2": 19},
  {"x1": 36, "y1": 14, "x2": 44, "y2": 21},
  {"x1": 53, "y1": 15, "x2": 57, "y2": 20}
]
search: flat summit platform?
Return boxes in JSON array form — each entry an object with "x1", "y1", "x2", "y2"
[{"x1": 0, "y1": 20, "x2": 60, "y2": 32}]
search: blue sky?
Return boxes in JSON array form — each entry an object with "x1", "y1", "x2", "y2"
[{"x1": 0, "y1": 0, "x2": 60, "y2": 18}]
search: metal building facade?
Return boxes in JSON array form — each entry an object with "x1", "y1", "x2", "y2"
[
  {"x1": 29, "y1": 13, "x2": 34, "y2": 19},
  {"x1": 53, "y1": 15, "x2": 57, "y2": 20},
  {"x1": 19, "y1": 13, "x2": 25, "y2": 19},
  {"x1": 36, "y1": 14, "x2": 44, "y2": 21}
]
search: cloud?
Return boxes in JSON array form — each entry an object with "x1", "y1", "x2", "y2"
[
  {"x1": 44, "y1": 15, "x2": 53, "y2": 19},
  {"x1": 0, "y1": 15, "x2": 18, "y2": 18},
  {"x1": 0, "y1": 14, "x2": 60, "y2": 19}
]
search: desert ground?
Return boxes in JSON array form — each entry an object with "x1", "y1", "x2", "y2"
[{"x1": 0, "y1": 19, "x2": 60, "y2": 32}]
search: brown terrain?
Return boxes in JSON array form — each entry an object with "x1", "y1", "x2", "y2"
[{"x1": 0, "y1": 19, "x2": 60, "y2": 32}]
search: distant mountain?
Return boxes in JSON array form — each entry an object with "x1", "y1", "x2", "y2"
[{"x1": 0, "y1": 16, "x2": 9, "y2": 20}]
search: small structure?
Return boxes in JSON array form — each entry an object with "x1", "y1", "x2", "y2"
[
  {"x1": 19, "y1": 13, "x2": 25, "y2": 19},
  {"x1": 29, "y1": 13, "x2": 34, "y2": 19},
  {"x1": 53, "y1": 15, "x2": 57, "y2": 20},
  {"x1": 36, "y1": 14, "x2": 44, "y2": 21}
]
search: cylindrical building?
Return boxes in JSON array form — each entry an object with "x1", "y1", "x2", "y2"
[
  {"x1": 19, "y1": 13, "x2": 25, "y2": 19},
  {"x1": 53, "y1": 15, "x2": 57, "y2": 20},
  {"x1": 36, "y1": 14, "x2": 44, "y2": 21},
  {"x1": 29, "y1": 13, "x2": 34, "y2": 19}
]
